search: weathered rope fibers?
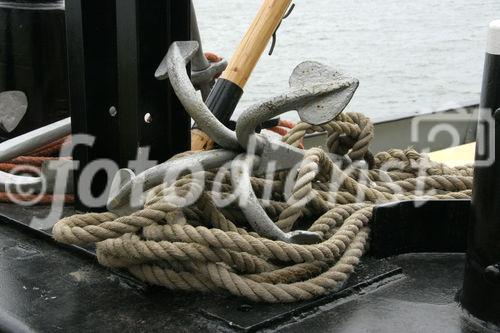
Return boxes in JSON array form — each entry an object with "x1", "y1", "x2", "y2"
[{"x1": 53, "y1": 112, "x2": 473, "y2": 303}]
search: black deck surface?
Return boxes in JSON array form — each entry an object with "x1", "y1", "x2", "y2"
[{"x1": 0, "y1": 203, "x2": 491, "y2": 333}]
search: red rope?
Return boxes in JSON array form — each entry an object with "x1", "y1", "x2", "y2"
[
  {"x1": 268, "y1": 120, "x2": 305, "y2": 149},
  {"x1": 205, "y1": 52, "x2": 223, "y2": 79},
  {"x1": 0, "y1": 193, "x2": 74, "y2": 205},
  {"x1": 28, "y1": 136, "x2": 71, "y2": 157}
]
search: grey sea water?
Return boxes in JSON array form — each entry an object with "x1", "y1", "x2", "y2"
[{"x1": 193, "y1": 0, "x2": 500, "y2": 122}]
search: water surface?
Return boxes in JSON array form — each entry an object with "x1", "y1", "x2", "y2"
[{"x1": 194, "y1": 0, "x2": 500, "y2": 122}]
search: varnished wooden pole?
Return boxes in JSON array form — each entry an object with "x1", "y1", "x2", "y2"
[
  {"x1": 221, "y1": 0, "x2": 293, "y2": 89},
  {"x1": 192, "y1": 0, "x2": 293, "y2": 151}
]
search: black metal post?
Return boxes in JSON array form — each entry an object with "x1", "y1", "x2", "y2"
[
  {"x1": 65, "y1": 0, "x2": 120, "y2": 211},
  {"x1": 164, "y1": 0, "x2": 192, "y2": 158},
  {"x1": 461, "y1": 20, "x2": 500, "y2": 327},
  {"x1": 0, "y1": 0, "x2": 68, "y2": 138},
  {"x1": 66, "y1": 0, "x2": 191, "y2": 211},
  {"x1": 115, "y1": 0, "x2": 191, "y2": 166}
]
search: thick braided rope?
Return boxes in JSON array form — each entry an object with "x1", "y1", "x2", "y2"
[
  {"x1": 53, "y1": 113, "x2": 474, "y2": 303},
  {"x1": 283, "y1": 112, "x2": 374, "y2": 161}
]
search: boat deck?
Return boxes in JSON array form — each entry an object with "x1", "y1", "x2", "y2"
[{"x1": 0, "y1": 201, "x2": 483, "y2": 333}]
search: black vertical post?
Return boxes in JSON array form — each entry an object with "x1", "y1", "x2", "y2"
[
  {"x1": 66, "y1": 0, "x2": 191, "y2": 211},
  {"x1": 164, "y1": 0, "x2": 191, "y2": 158},
  {"x1": 462, "y1": 20, "x2": 500, "y2": 327},
  {"x1": 65, "y1": 0, "x2": 120, "y2": 211},
  {"x1": 0, "y1": 1, "x2": 68, "y2": 138},
  {"x1": 115, "y1": 0, "x2": 140, "y2": 167},
  {"x1": 115, "y1": 0, "x2": 191, "y2": 165}
]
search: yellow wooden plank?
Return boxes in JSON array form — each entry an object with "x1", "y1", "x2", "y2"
[{"x1": 428, "y1": 143, "x2": 476, "y2": 167}]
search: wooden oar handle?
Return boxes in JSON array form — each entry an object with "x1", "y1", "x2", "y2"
[
  {"x1": 192, "y1": 0, "x2": 293, "y2": 151},
  {"x1": 221, "y1": 0, "x2": 293, "y2": 89}
]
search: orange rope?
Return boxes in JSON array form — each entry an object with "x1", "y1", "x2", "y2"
[
  {"x1": 267, "y1": 126, "x2": 289, "y2": 137},
  {"x1": 0, "y1": 193, "x2": 74, "y2": 205},
  {"x1": 28, "y1": 136, "x2": 70, "y2": 157},
  {"x1": 268, "y1": 120, "x2": 305, "y2": 149},
  {"x1": 10, "y1": 156, "x2": 68, "y2": 167},
  {"x1": 205, "y1": 52, "x2": 222, "y2": 63},
  {"x1": 205, "y1": 52, "x2": 223, "y2": 78},
  {"x1": 0, "y1": 164, "x2": 40, "y2": 175}
]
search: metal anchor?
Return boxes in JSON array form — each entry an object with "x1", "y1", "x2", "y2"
[
  {"x1": 236, "y1": 60, "x2": 359, "y2": 173},
  {"x1": 106, "y1": 150, "x2": 238, "y2": 216},
  {"x1": 232, "y1": 61, "x2": 359, "y2": 244},
  {"x1": 156, "y1": 41, "x2": 240, "y2": 150},
  {"x1": 0, "y1": 117, "x2": 71, "y2": 163},
  {"x1": 189, "y1": 0, "x2": 227, "y2": 101},
  {"x1": 109, "y1": 41, "x2": 359, "y2": 245},
  {"x1": 0, "y1": 91, "x2": 28, "y2": 133}
]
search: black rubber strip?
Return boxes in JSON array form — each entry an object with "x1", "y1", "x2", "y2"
[{"x1": 195, "y1": 78, "x2": 243, "y2": 127}]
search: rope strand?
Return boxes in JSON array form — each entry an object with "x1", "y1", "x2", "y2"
[{"x1": 53, "y1": 112, "x2": 473, "y2": 303}]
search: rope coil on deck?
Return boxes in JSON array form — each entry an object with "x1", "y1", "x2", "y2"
[{"x1": 53, "y1": 112, "x2": 473, "y2": 303}]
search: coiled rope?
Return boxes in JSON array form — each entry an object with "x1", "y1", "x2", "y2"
[{"x1": 53, "y1": 112, "x2": 473, "y2": 303}]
